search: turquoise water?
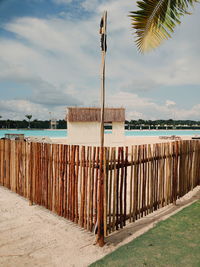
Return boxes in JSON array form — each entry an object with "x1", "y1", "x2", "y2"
[
  {"x1": 0, "y1": 129, "x2": 67, "y2": 138},
  {"x1": 125, "y1": 130, "x2": 200, "y2": 137},
  {"x1": 0, "y1": 129, "x2": 199, "y2": 138}
]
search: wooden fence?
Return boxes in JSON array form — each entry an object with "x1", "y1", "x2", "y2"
[{"x1": 0, "y1": 139, "x2": 200, "y2": 246}]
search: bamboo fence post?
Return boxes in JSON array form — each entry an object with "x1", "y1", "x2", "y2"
[
  {"x1": 123, "y1": 147, "x2": 128, "y2": 225},
  {"x1": 138, "y1": 145, "x2": 142, "y2": 218},
  {"x1": 80, "y1": 146, "x2": 85, "y2": 227},
  {"x1": 64, "y1": 145, "x2": 68, "y2": 218},
  {"x1": 116, "y1": 147, "x2": 120, "y2": 230},
  {"x1": 75, "y1": 145, "x2": 79, "y2": 224},
  {"x1": 94, "y1": 147, "x2": 99, "y2": 225},
  {"x1": 133, "y1": 146, "x2": 139, "y2": 221},
  {"x1": 71, "y1": 145, "x2": 76, "y2": 221},
  {"x1": 29, "y1": 142, "x2": 33, "y2": 206},
  {"x1": 90, "y1": 147, "x2": 96, "y2": 231},
  {"x1": 60, "y1": 144, "x2": 64, "y2": 216},
  {"x1": 87, "y1": 146, "x2": 92, "y2": 231},
  {"x1": 129, "y1": 146, "x2": 133, "y2": 222},
  {"x1": 103, "y1": 147, "x2": 108, "y2": 236},
  {"x1": 146, "y1": 144, "x2": 150, "y2": 214},
  {"x1": 84, "y1": 147, "x2": 89, "y2": 229},
  {"x1": 112, "y1": 147, "x2": 117, "y2": 232},
  {"x1": 97, "y1": 146, "x2": 105, "y2": 247},
  {"x1": 144, "y1": 145, "x2": 148, "y2": 215},
  {"x1": 142, "y1": 145, "x2": 146, "y2": 216},
  {"x1": 119, "y1": 147, "x2": 124, "y2": 228},
  {"x1": 108, "y1": 147, "x2": 113, "y2": 233}
]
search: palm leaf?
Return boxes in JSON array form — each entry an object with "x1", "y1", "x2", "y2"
[{"x1": 130, "y1": 0, "x2": 198, "y2": 53}]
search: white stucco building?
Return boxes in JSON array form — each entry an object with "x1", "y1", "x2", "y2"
[{"x1": 66, "y1": 107, "x2": 125, "y2": 146}]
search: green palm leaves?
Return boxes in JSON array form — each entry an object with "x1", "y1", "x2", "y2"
[{"x1": 130, "y1": 0, "x2": 198, "y2": 53}]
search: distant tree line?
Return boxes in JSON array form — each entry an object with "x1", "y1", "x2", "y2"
[
  {"x1": 125, "y1": 119, "x2": 200, "y2": 130},
  {"x1": 0, "y1": 118, "x2": 200, "y2": 130},
  {"x1": 0, "y1": 119, "x2": 67, "y2": 129}
]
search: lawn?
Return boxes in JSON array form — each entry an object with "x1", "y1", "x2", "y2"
[{"x1": 91, "y1": 200, "x2": 200, "y2": 267}]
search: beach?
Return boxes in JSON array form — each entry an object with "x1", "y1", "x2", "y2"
[
  {"x1": 0, "y1": 185, "x2": 199, "y2": 267},
  {"x1": 51, "y1": 135, "x2": 192, "y2": 146}
]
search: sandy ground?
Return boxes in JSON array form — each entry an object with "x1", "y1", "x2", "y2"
[
  {"x1": 51, "y1": 135, "x2": 192, "y2": 146},
  {"x1": 0, "y1": 185, "x2": 199, "y2": 267}
]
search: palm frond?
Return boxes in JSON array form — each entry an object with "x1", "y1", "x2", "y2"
[{"x1": 130, "y1": 0, "x2": 198, "y2": 53}]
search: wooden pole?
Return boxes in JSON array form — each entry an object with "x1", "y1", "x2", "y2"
[
  {"x1": 100, "y1": 11, "x2": 107, "y2": 148},
  {"x1": 98, "y1": 11, "x2": 107, "y2": 247}
]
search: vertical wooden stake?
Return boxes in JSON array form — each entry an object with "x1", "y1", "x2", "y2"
[
  {"x1": 97, "y1": 146, "x2": 105, "y2": 247},
  {"x1": 100, "y1": 11, "x2": 107, "y2": 148},
  {"x1": 98, "y1": 10, "x2": 107, "y2": 247}
]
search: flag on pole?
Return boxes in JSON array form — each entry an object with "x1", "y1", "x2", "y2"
[{"x1": 99, "y1": 13, "x2": 107, "y2": 52}]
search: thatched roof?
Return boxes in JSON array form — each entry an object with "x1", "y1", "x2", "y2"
[{"x1": 67, "y1": 107, "x2": 125, "y2": 123}]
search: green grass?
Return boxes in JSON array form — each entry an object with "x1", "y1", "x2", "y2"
[{"x1": 91, "y1": 200, "x2": 200, "y2": 267}]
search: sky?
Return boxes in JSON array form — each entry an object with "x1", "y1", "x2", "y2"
[{"x1": 0, "y1": 0, "x2": 200, "y2": 121}]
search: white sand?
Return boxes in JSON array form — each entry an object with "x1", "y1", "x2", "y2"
[
  {"x1": 51, "y1": 135, "x2": 192, "y2": 146},
  {"x1": 1, "y1": 185, "x2": 199, "y2": 267}
]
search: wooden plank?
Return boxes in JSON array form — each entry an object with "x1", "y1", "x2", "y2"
[
  {"x1": 116, "y1": 147, "x2": 120, "y2": 230},
  {"x1": 97, "y1": 146, "x2": 105, "y2": 246},
  {"x1": 108, "y1": 147, "x2": 114, "y2": 233},
  {"x1": 64, "y1": 145, "x2": 68, "y2": 218},
  {"x1": 60, "y1": 144, "x2": 65, "y2": 216},
  {"x1": 75, "y1": 145, "x2": 79, "y2": 224},
  {"x1": 71, "y1": 145, "x2": 76, "y2": 221},
  {"x1": 90, "y1": 146, "x2": 96, "y2": 231},
  {"x1": 94, "y1": 147, "x2": 99, "y2": 225},
  {"x1": 133, "y1": 145, "x2": 139, "y2": 220},
  {"x1": 138, "y1": 145, "x2": 142, "y2": 218},
  {"x1": 80, "y1": 146, "x2": 85, "y2": 227},
  {"x1": 103, "y1": 147, "x2": 108, "y2": 236},
  {"x1": 84, "y1": 147, "x2": 89, "y2": 229},
  {"x1": 143, "y1": 145, "x2": 147, "y2": 215},
  {"x1": 87, "y1": 146, "x2": 92, "y2": 231},
  {"x1": 124, "y1": 146, "x2": 128, "y2": 226},
  {"x1": 119, "y1": 147, "x2": 124, "y2": 228},
  {"x1": 129, "y1": 146, "x2": 134, "y2": 222},
  {"x1": 112, "y1": 147, "x2": 117, "y2": 232}
]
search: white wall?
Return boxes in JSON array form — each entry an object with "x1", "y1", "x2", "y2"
[
  {"x1": 67, "y1": 121, "x2": 124, "y2": 146},
  {"x1": 68, "y1": 122, "x2": 101, "y2": 145},
  {"x1": 112, "y1": 122, "x2": 125, "y2": 144}
]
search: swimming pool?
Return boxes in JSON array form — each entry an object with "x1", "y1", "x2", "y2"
[
  {"x1": 125, "y1": 130, "x2": 200, "y2": 137},
  {"x1": 0, "y1": 129, "x2": 67, "y2": 139},
  {"x1": 0, "y1": 129, "x2": 199, "y2": 139}
]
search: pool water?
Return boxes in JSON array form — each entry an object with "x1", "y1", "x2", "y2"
[
  {"x1": 125, "y1": 130, "x2": 200, "y2": 137},
  {"x1": 0, "y1": 129, "x2": 199, "y2": 139},
  {"x1": 0, "y1": 129, "x2": 67, "y2": 138}
]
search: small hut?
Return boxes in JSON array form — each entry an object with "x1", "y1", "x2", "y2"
[{"x1": 66, "y1": 107, "x2": 125, "y2": 145}]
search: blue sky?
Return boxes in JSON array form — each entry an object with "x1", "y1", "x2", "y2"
[{"x1": 0, "y1": 0, "x2": 200, "y2": 120}]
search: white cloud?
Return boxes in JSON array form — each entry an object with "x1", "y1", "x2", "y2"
[
  {"x1": 121, "y1": 79, "x2": 159, "y2": 93},
  {"x1": 106, "y1": 91, "x2": 169, "y2": 119},
  {"x1": 175, "y1": 104, "x2": 200, "y2": 120},
  {"x1": 81, "y1": 0, "x2": 99, "y2": 11},
  {"x1": 126, "y1": 111, "x2": 144, "y2": 120},
  {"x1": 165, "y1": 100, "x2": 176, "y2": 108},
  {"x1": 30, "y1": 81, "x2": 82, "y2": 107},
  {"x1": 106, "y1": 91, "x2": 200, "y2": 120},
  {"x1": 0, "y1": 0, "x2": 199, "y2": 120},
  {"x1": 0, "y1": 98, "x2": 70, "y2": 120},
  {"x1": 0, "y1": 100, "x2": 48, "y2": 120}
]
